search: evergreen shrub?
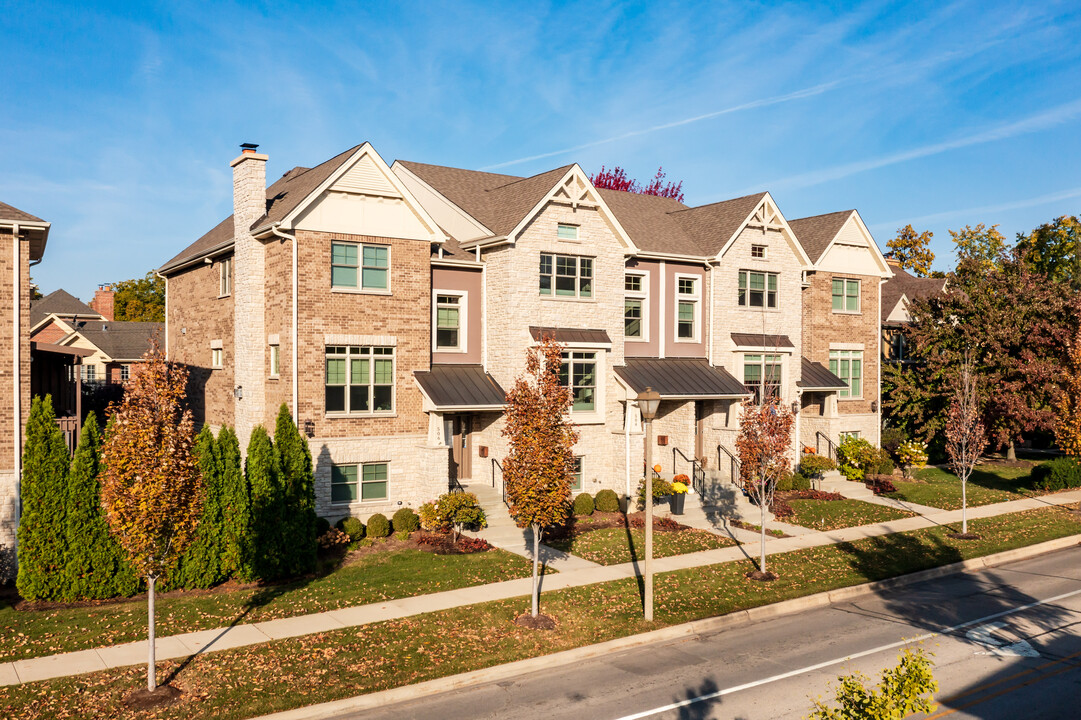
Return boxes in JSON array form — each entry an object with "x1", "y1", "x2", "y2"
[
  {"x1": 572, "y1": 493, "x2": 595, "y2": 516},
  {"x1": 337, "y1": 517, "x2": 366, "y2": 541},
  {"x1": 1032, "y1": 458, "x2": 1081, "y2": 491},
  {"x1": 366, "y1": 513, "x2": 391, "y2": 538},
  {"x1": 791, "y1": 474, "x2": 811, "y2": 491},
  {"x1": 594, "y1": 489, "x2": 621, "y2": 513},
  {"x1": 275, "y1": 405, "x2": 317, "y2": 577},
  {"x1": 391, "y1": 507, "x2": 420, "y2": 533}
]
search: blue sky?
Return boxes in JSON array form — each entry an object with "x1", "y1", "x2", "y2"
[{"x1": 2, "y1": 0, "x2": 1080, "y2": 300}]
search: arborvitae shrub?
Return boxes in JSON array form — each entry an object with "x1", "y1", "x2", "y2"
[
  {"x1": 572, "y1": 493, "x2": 595, "y2": 516},
  {"x1": 594, "y1": 489, "x2": 620, "y2": 513},
  {"x1": 169, "y1": 426, "x2": 228, "y2": 590},
  {"x1": 1032, "y1": 458, "x2": 1081, "y2": 491},
  {"x1": 791, "y1": 474, "x2": 811, "y2": 491},
  {"x1": 274, "y1": 405, "x2": 317, "y2": 577},
  {"x1": 246, "y1": 426, "x2": 285, "y2": 580},
  {"x1": 366, "y1": 513, "x2": 390, "y2": 538},
  {"x1": 336, "y1": 517, "x2": 365, "y2": 541},
  {"x1": 217, "y1": 427, "x2": 252, "y2": 581},
  {"x1": 17, "y1": 396, "x2": 71, "y2": 601},
  {"x1": 316, "y1": 517, "x2": 331, "y2": 536},
  {"x1": 391, "y1": 507, "x2": 420, "y2": 533}
]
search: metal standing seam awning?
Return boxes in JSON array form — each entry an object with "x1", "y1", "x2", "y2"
[
  {"x1": 797, "y1": 357, "x2": 849, "y2": 391},
  {"x1": 413, "y1": 365, "x2": 507, "y2": 411},
  {"x1": 614, "y1": 358, "x2": 749, "y2": 399},
  {"x1": 528, "y1": 326, "x2": 612, "y2": 346}
]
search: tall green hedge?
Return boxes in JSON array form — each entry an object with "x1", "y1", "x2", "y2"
[
  {"x1": 246, "y1": 425, "x2": 284, "y2": 580},
  {"x1": 17, "y1": 396, "x2": 72, "y2": 600},
  {"x1": 275, "y1": 405, "x2": 317, "y2": 576},
  {"x1": 217, "y1": 426, "x2": 252, "y2": 581},
  {"x1": 169, "y1": 426, "x2": 228, "y2": 590},
  {"x1": 62, "y1": 413, "x2": 138, "y2": 599}
]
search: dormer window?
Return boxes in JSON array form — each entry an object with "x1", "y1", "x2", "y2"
[{"x1": 557, "y1": 224, "x2": 579, "y2": 240}]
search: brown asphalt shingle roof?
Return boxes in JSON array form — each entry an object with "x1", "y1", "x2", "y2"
[
  {"x1": 31, "y1": 290, "x2": 101, "y2": 327},
  {"x1": 69, "y1": 321, "x2": 163, "y2": 361},
  {"x1": 595, "y1": 189, "x2": 697, "y2": 254},
  {"x1": 0, "y1": 201, "x2": 44, "y2": 223},
  {"x1": 798, "y1": 357, "x2": 849, "y2": 390},
  {"x1": 160, "y1": 146, "x2": 362, "y2": 273},
  {"x1": 668, "y1": 193, "x2": 769, "y2": 257},
  {"x1": 881, "y1": 264, "x2": 947, "y2": 322},
  {"x1": 788, "y1": 210, "x2": 854, "y2": 264}
]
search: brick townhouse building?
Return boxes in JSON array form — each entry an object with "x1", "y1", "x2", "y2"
[{"x1": 162, "y1": 144, "x2": 891, "y2": 524}]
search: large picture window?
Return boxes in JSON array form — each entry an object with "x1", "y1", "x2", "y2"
[
  {"x1": 331, "y1": 242, "x2": 389, "y2": 291},
  {"x1": 435, "y1": 294, "x2": 462, "y2": 350},
  {"x1": 560, "y1": 350, "x2": 597, "y2": 412},
  {"x1": 738, "y1": 270, "x2": 778, "y2": 308},
  {"x1": 743, "y1": 353, "x2": 782, "y2": 403},
  {"x1": 540, "y1": 253, "x2": 593, "y2": 298},
  {"x1": 325, "y1": 346, "x2": 394, "y2": 414},
  {"x1": 331, "y1": 462, "x2": 388, "y2": 502},
  {"x1": 832, "y1": 278, "x2": 860, "y2": 312},
  {"x1": 830, "y1": 350, "x2": 862, "y2": 398}
]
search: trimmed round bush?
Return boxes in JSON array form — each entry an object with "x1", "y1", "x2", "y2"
[
  {"x1": 366, "y1": 513, "x2": 391, "y2": 538},
  {"x1": 336, "y1": 516, "x2": 365, "y2": 541},
  {"x1": 572, "y1": 493, "x2": 595, "y2": 516},
  {"x1": 775, "y1": 474, "x2": 794, "y2": 492},
  {"x1": 392, "y1": 507, "x2": 420, "y2": 534},
  {"x1": 316, "y1": 517, "x2": 331, "y2": 536},
  {"x1": 792, "y1": 473, "x2": 811, "y2": 491},
  {"x1": 594, "y1": 489, "x2": 620, "y2": 513}
]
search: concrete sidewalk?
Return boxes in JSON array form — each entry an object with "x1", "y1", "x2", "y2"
[{"x1": 3, "y1": 488, "x2": 1079, "y2": 687}]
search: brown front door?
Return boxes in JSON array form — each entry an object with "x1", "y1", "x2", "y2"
[
  {"x1": 451, "y1": 415, "x2": 473, "y2": 481},
  {"x1": 694, "y1": 401, "x2": 707, "y2": 467}
]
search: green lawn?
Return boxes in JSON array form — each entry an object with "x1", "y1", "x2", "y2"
[
  {"x1": 885, "y1": 462, "x2": 1041, "y2": 510},
  {"x1": 0, "y1": 548, "x2": 532, "y2": 663},
  {"x1": 1, "y1": 507, "x2": 1077, "y2": 720},
  {"x1": 784, "y1": 499, "x2": 916, "y2": 531},
  {"x1": 547, "y1": 526, "x2": 737, "y2": 565}
]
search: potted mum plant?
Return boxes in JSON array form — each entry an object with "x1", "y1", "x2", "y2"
[{"x1": 670, "y1": 474, "x2": 690, "y2": 514}]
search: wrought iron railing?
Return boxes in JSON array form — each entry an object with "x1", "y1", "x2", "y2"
[
  {"x1": 491, "y1": 457, "x2": 508, "y2": 507},
  {"x1": 717, "y1": 444, "x2": 743, "y2": 491},
  {"x1": 816, "y1": 431, "x2": 838, "y2": 463},
  {"x1": 672, "y1": 447, "x2": 705, "y2": 492}
]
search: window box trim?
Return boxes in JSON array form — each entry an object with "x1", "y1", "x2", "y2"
[
  {"x1": 432, "y1": 289, "x2": 468, "y2": 354},
  {"x1": 674, "y1": 273, "x2": 702, "y2": 344}
]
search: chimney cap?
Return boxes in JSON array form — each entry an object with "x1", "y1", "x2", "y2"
[{"x1": 240, "y1": 143, "x2": 260, "y2": 153}]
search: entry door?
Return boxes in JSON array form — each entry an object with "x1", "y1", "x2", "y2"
[
  {"x1": 694, "y1": 401, "x2": 707, "y2": 467},
  {"x1": 452, "y1": 415, "x2": 473, "y2": 481}
]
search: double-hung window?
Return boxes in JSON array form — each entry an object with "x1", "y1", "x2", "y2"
[
  {"x1": 435, "y1": 294, "x2": 462, "y2": 350},
  {"x1": 120, "y1": 364, "x2": 130, "y2": 382},
  {"x1": 540, "y1": 253, "x2": 592, "y2": 298},
  {"x1": 676, "y1": 276, "x2": 699, "y2": 340},
  {"x1": 743, "y1": 354, "x2": 782, "y2": 403},
  {"x1": 219, "y1": 257, "x2": 232, "y2": 297},
  {"x1": 832, "y1": 278, "x2": 860, "y2": 313},
  {"x1": 557, "y1": 223, "x2": 579, "y2": 240},
  {"x1": 325, "y1": 346, "x2": 394, "y2": 414},
  {"x1": 738, "y1": 270, "x2": 778, "y2": 308},
  {"x1": 331, "y1": 242, "x2": 389, "y2": 291},
  {"x1": 560, "y1": 350, "x2": 597, "y2": 412},
  {"x1": 570, "y1": 456, "x2": 584, "y2": 491},
  {"x1": 830, "y1": 350, "x2": 862, "y2": 398},
  {"x1": 331, "y1": 462, "x2": 388, "y2": 503},
  {"x1": 624, "y1": 272, "x2": 647, "y2": 339}
]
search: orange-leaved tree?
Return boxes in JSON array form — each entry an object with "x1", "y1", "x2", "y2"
[
  {"x1": 502, "y1": 335, "x2": 578, "y2": 618},
  {"x1": 736, "y1": 396, "x2": 794, "y2": 576},
  {"x1": 100, "y1": 343, "x2": 203, "y2": 692},
  {"x1": 1055, "y1": 329, "x2": 1081, "y2": 458}
]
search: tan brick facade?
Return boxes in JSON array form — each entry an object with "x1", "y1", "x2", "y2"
[{"x1": 0, "y1": 228, "x2": 31, "y2": 548}]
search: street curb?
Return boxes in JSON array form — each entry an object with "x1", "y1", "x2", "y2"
[{"x1": 255, "y1": 533, "x2": 1081, "y2": 720}]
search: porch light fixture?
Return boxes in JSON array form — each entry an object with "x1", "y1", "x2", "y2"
[
  {"x1": 871, "y1": 400, "x2": 879, "y2": 413},
  {"x1": 233, "y1": 385, "x2": 243, "y2": 400},
  {"x1": 637, "y1": 386, "x2": 661, "y2": 622},
  {"x1": 791, "y1": 401, "x2": 799, "y2": 415}
]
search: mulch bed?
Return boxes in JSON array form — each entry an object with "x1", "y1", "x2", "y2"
[
  {"x1": 745, "y1": 569, "x2": 779, "y2": 582},
  {"x1": 947, "y1": 532, "x2": 983, "y2": 540},
  {"x1": 770, "y1": 489, "x2": 846, "y2": 519},
  {"x1": 514, "y1": 612, "x2": 557, "y2": 630},
  {"x1": 123, "y1": 685, "x2": 182, "y2": 710}
]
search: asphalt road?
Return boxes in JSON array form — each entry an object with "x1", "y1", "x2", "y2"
[{"x1": 339, "y1": 545, "x2": 1081, "y2": 720}]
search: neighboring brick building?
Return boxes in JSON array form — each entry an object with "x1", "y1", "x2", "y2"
[{"x1": 880, "y1": 257, "x2": 947, "y2": 363}]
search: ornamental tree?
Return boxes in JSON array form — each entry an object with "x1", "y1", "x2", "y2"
[
  {"x1": 100, "y1": 344, "x2": 203, "y2": 692},
  {"x1": 1054, "y1": 329, "x2": 1081, "y2": 458},
  {"x1": 735, "y1": 396, "x2": 794, "y2": 575},
  {"x1": 887, "y1": 225, "x2": 935, "y2": 277},
  {"x1": 590, "y1": 165, "x2": 685, "y2": 203},
  {"x1": 945, "y1": 356, "x2": 987, "y2": 536},
  {"x1": 501, "y1": 335, "x2": 578, "y2": 618}
]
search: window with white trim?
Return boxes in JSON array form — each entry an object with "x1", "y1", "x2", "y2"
[
  {"x1": 676, "y1": 276, "x2": 699, "y2": 341},
  {"x1": 738, "y1": 270, "x2": 778, "y2": 308},
  {"x1": 331, "y1": 462, "x2": 388, "y2": 503},
  {"x1": 624, "y1": 272, "x2": 647, "y2": 340},
  {"x1": 331, "y1": 242, "x2": 389, "y2": 291},
  {"x1": 570, "y1": 456, "x2": 583, "y2": 491},
  {"x1": 830, "y1": 350, "x2": 862, "y2": 398},
  {"x1": 219, "y1": 257, "x2": 232, "y2": 297},
  {"x1": 120, "y1": 364, "x2": 130, "y2": 382},
  {"x1": 557, "y1": 224, "x2": 579, "y2": 240},
  {"x1": 832, "y1": 278, "x2": 860, "y2": 313},
  {"x1": 211, "y1": 348, "x2": 223, "y2": 369},
  {"x1": 80, "y1": 365, "x2": 96, "y2": 382},
  {"x1": 540, "y1": 253, "x2": 593, "y2": 298},
  {"x1": 559, "y1": 351, "x2": 597, "y2": 413},
  {"x1": 435, "y1": 294, "x2": 462, "y2": 350},
  {"x1": 839, "y1": 430, "x2": 861, "y2": 442},
  {"x1": 325, "y1": 346, "x2": 394, "y2": 414},
  {"x1": 269, "y1": 344, "x2": 280, "y2": 378},
  {"x1": 743, "y1": 354, "x2": 782, "y2": 403},
  {"x1": 751, "y1": 244, "x2": 767, "y2": 259}
]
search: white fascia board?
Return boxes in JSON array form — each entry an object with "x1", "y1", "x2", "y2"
[
  {"x1": 391, "y1": 161, "x2": 493, "y2": 240},
  {"x1": 713, "y1": 192, "x2": 813, "y2": 268}
]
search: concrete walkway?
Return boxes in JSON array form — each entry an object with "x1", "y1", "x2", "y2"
[{"x1": 3, "y1": 488, "x2": 1079, "y2": 687}]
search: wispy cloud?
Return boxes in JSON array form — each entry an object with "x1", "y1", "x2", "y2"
[
  {"x1": 480, "y1": 81, "x2": 844, "y2": 171},
  {"x1": 872, "y1": 186, "x2": 1081, "y2": 232},
  {"x1": 744, "y1": 98, "x2": 1081, "y2": 195}
]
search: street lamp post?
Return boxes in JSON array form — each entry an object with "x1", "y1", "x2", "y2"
[{"x1": 638, "y1": 387, "x2": 661, "y2": 621}]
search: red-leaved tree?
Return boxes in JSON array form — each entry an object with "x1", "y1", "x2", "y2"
[
  {"x1": 502, "y1": 335, "x2": 578, "y2": 618},
  {"x1": 591, "y1": 165, "x2": 685, "y2": 203},
  {"x1": 945, "y1": 355, "x2": 987, "y2": 536},
  {"x1": 736, "y1": 397, "x2": 794, "y2": 576},
  {"x1": 100, "y1": 343, "x2": 203, "y2": 692}
]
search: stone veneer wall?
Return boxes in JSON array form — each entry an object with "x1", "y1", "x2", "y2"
[
  {"x1": 0, "y1": 228, "x2": 29, "y2": 549},
  {"x1": 232, "y1": 153, "x2": 268, "y2": 450}
]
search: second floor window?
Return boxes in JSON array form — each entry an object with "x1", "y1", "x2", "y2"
[
  {"x1": 743, "y1": 353, "x2": 782, "y2": 403},
  {"x1": 219, "y1": 257, "x2": 232, "y2": 297},
  {"x1": 832, "y1": 278, "x2": 860, "y2": 312},
  {"x1": 560, "y1": 350, "x2": 596, "y2": 412},
  {"x1": 625, "y1": 272, "x2": 647, "y2": 340},
  {"x1": 540, "y1": 253, "x2": 592, "y2": 298},
  {"x1": 738, "y1": 270, "x2": 778, "y2": 308},
  {"x1": 332, "y1": 242, "x2": 389, "y2": 291},
  {"x1": 435, "y1": 294, "x2": 461, "y2": 350},
  {"x1": 325, "y1": 345, "x2": 394, "y2": 414},
  {"x1": 676, "y1": 276, "x2": 699, "y2": 340},
  {"x1": 625, "y1": 299, "x2": 643, "y2": 338},
  {"x1": 830, "y1": 349, "x2": 862, "y2": 398}
]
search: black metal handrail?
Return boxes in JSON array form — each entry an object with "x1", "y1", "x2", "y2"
[
  {"x1": 672, "y1": 447, "x2": 705, "y2": 492},
  {"x1": 717, "y1": 444, "x2": 743, "y2": 491},
  {"x1": 816, "y1": 431, "x2": 838, "y2": 463},
  {"x1": 491, "y1": 457, "x2": 508, "y2": 507}
]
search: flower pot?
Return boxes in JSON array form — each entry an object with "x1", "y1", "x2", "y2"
[{"x1": 669, "y1": 493, "x2": 686, "y2": 515}]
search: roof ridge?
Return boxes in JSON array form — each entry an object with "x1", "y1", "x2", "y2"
[
  {"x1": 790, "y1": 209, "x2": 855, "y2": 222},
  {"x1": 667, "y1": 191, "x2": 767, "y2": 216},
  {"x1": 398, "y1": 159, "x2": 525, "y2": 184},
  {"x1": 487, "y1": 164, "x2": 574, "y2": 192}
]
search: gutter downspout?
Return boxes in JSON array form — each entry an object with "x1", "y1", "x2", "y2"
[
  {"x1": 877, "y1": 277, "x2": 885, "y2": 447},
  {"x1": 270, "y1": 223, "x2": 299, "y2": 425},
  {"x1": 13, "y1": 224, "x2": 21, "y2": 551},
  {"x1": 707, "y1": 262, "x2": 715, "y2": 366}
]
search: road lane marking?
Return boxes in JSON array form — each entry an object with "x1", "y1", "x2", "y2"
[
  {"x1": 966, "y1": 622, "x2": 1040, "y2": 657},
  {"x1": 611, "y1": 587, "x2": 1081, "y2": 720},
  {"x1": 923, "y1": 658, "x2": 1081, "y2": 719}
]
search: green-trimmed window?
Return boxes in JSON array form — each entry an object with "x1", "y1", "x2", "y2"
[
  {"x1": 557, "y1": 224, "x2": 579, "y2": 240},
  {"x1": 738, "y1": 270, "x2": 778, "y2": 308},
  {"x1": 625, "y1": 299, "x2": 643, "y2": 338},
  {"x1": 435, "y1": 295, "x2": 461, "y2": 350},
  {"x1": 331, "y1": 462, "x2": 389, "y2": 503},
  {"x1": 832, "y1": 278, "x2": 860, "y2": 312},
  {"x1": 829, "y1": 350, "x2": 862, "y2": 398},
  {"x1": 331, "y1": 242, "x2": 389, "y2": 290},
  {"x1": 743, "y1": 353, "x2": 783, "y2": 403},
  {"x1": 540, "y1": 253, "x2": 593, "y2": 298},
  {"x1": 559, "y1": 351, "x2": 597, "y2": 412},
  {"x1": 325, "y1": 346, "x2": 394, "y2": 414},
  {"x1": 570, "y1": 457, "x2": 583, "y2": 491}
]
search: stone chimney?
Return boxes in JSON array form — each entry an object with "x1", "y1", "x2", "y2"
[
  {"x1": 231, "y1": 143, "x2": 268, "y2": 449},
  {"x1": 90, "y1": 283, "x2": 115, "y2": 321},
  {"x1": 884, "y1": 252, "x2": 902, "y2": 268}
]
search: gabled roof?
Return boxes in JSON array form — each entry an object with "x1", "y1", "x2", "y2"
[
  {"x1": 0, "y1": 201, "x2": 44, "y2": 223},
  {"x1": 881, "y1": 264, "x2": 947, "y2": 322},
  {"x1": 595, "y1": 189, "x2": 697, "y2": 255},
  {"x1": 31, "y1": 290, "x2": 101, "y2": 327},
  {"x1": 1, "y1": 200, "x2": 51, "y2": 261},
  {"x1": 788, "y1": 210, "x2": 853, "y2": 264},
  {"x1": 670, "y1": 193, "x2": 769, "y2": 256},
  {"x1": 66, "y1": 320, "x2": 163, "y2": 361}
]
